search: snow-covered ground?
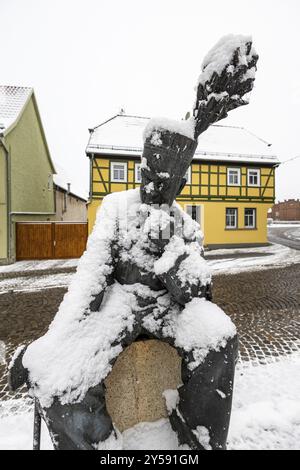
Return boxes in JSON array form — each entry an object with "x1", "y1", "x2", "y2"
[
  {"x1": 1, "y1": 242, "x2": 300, "y2": 294},
  {"x1": 0, "y1": 272, "x2": 74, "y2": 293},
  {"x1": 0, "y1": 258, "x2": 77, "y2": 275},
  {"x1": 285, "y1": 227, "x2": 300, "y2": 240},
  {"x1": 206, "y1": 243, "x2": 300, "y2": 275},
  {"x1": 1, "y1": 354, "x2": 299, "y2": 450}
]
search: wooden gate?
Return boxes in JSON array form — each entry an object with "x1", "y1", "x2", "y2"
[{"x1": 16, "y1": 222, "x2": 88, "y2": 260}]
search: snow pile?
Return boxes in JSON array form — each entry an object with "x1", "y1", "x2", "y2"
[
  {"x1": 198, "y1": 34, "x2": 256, "y2": 87},
  {"x1": 171, "y1": 298, "x2": 236, "y2": 369},
  {"x1": 143, "y1": 117, "x2": 196, "y2": 143}
]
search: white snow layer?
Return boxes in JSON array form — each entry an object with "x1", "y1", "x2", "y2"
[
  {"x1": 207, "y1": 243, "x2": 300, "y2": 274},
  {"x1": 1, "y1": 354, "x2": 299, "y2": 450},
  {"x1": 143, "y1": 117, "x2": 196, "y2": 142},
  {"x1": 153, "y1": 235, "x2": 211, "y2": 289},
  {"x1": 22, "y1": 188, "x2": 217, "y2": 408},
  {"x1": 198, "y1": 34, "x2": 256, "y2": 87},
  {"x1": 172, "y1": 298, "x2": 236, "y2": 370}
]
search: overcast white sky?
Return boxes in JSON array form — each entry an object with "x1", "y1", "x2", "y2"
[{"x1": 1, "y1": 0, "x2": 299, "y2": 201}]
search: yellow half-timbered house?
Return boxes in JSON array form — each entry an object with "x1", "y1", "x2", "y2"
[{"x1": 86, "y1": 114, "x2": 279, "y2": 248}]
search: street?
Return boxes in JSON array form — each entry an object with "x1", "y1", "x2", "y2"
[{"x1": 268, "y1": 225, "x2": 300, "y2": 250}]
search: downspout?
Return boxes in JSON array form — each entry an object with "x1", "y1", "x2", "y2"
[
  {"x1": 0, "y1": 135, "x2": 12, "y2": 261},
  {"x1": 89, "y1": 154, "x2": 93, "y2": 202}
]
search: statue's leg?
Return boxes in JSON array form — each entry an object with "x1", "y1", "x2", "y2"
[
  {"x1": 39, "y1": 318, "x2": 141, "y2": 450},
  {"x1": 169, "y1": 335, "x2": 238, "y2": 450},
  {"x1": 156, "y1": 304, "x2": 238, "y2": 450},
  {"x1": 40, "y1": 383, "x2": 115, "y2": 450}
]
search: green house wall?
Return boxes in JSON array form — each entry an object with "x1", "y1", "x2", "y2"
[
  {"x1": 6, "y1": 96, "x2": 55, "y2": 215},
  {"x1": 0, "y1": 94, "x2": 56, "y2": 263}
]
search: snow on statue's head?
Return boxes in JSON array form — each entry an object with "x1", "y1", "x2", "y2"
[{"x1": 140, "y1": 34, "x2": 258, "y2": 206}]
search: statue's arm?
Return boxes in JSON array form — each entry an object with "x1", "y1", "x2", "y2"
[
  {"x1": 154, "y1": 237, "x2": 212, "y2": 306},
  {"x1": 193, "y1": 37, "x2": 258, "y2": 139}
]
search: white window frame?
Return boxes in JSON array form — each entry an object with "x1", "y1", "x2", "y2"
[
  {"x1": 110, "y1": 162, "x2": 127, "y2": 183},
  {"x1": 184, "y1": 167, "x2": 191, "y2": 185},
  {"x1": 247, "y1": 168, "x2": 260, "y2": 187},
  {"x1": 244, "y1": 208, "x2": 256, "y2": 228},
  {"x1": 226, "y1": 208, "x2": 238, "y2": 229},
  {"x1": 227, "y1": 168, "x2": 241, "y2": 186},
  {"x1": 135, "y1": 163, "x2": 142, "y2": 183}
]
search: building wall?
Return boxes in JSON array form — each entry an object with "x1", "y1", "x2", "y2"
[
  {"x1": 88, "y1": 156, "x2": 276, "y2": 247},
  {"x1": 55, "y1": 188, "x2": 87, "y2": 222},
  {"x1": 88, "y1": 198, "x2": 270, "y2": 247},
  {"x1": 5, "y1": 96, "x2": 55, "y2": 215},
  {"x1": 0, "y1": 146, "x2": 7, "y2": 260},
  {"x1": 1, "y1": 95, "x2": 56, "y2": 263},
  {"x1": 271, "y1": 200, "x2": 300, "y2": 221}
]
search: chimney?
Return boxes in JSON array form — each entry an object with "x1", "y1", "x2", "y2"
[{"x1": 67, "y1": 183, "x2": 71, "y2": 194}]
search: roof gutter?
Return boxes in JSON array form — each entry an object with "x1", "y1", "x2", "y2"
[{"x1": 0, "y1": 135, "x2": 12, "y2": 261}]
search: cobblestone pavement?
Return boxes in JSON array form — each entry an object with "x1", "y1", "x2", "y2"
[{"x1": 0, "y1": 264, "x2": 299, "y2": 409}]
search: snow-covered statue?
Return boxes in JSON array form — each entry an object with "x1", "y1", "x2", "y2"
[{"x1": 9, "y1": 35, "x2": 258, "y2": 450}]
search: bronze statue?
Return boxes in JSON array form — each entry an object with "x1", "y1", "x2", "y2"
[{"x1": 9, "y1": 34, "x2": 258, "y2": 450}]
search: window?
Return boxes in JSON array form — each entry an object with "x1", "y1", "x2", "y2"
[
  {"x1": 184, "y1": 167, "x2": 191, "y2": 185},
  {"x1": 247, "y1": 169, "x2": 260, "y2": 186},
  {"x1": 135, "y1": 163, "x2": 141, "y2": 183},
  {"x1": 226, "y1": 208, "x2": 238, "y2": 229},
  {"x1": 111, "y1": 162, "x2": 127, "y2": 182},
  {"x1": 227, "y1": 168, "x2": 241, "y2": 186},
  {"x1": 186, "y1": 205, "x2": 201, "y2": 226},
  {"x1": 245, "y1": 208, "x2": 256, "y2": 228}
]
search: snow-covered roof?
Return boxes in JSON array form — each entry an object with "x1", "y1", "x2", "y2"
[
  {"x1": 0, "y1": 86, "x2": 33, "y2": 135},
  {"x1": 53, "y1": 163, "x2": 87, "y2": 202},
  {"x1": 86, "y1": 114, "x2": 279, "y2": 165}
]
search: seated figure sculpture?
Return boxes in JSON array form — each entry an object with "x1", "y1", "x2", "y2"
[{"x1": 9, "y1": 34, "x2": 258, "y2": 450}]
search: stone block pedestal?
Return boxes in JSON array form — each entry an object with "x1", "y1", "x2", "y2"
[{"x1": 105, "y1": 340, "x2": 182, "y2": 431}]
